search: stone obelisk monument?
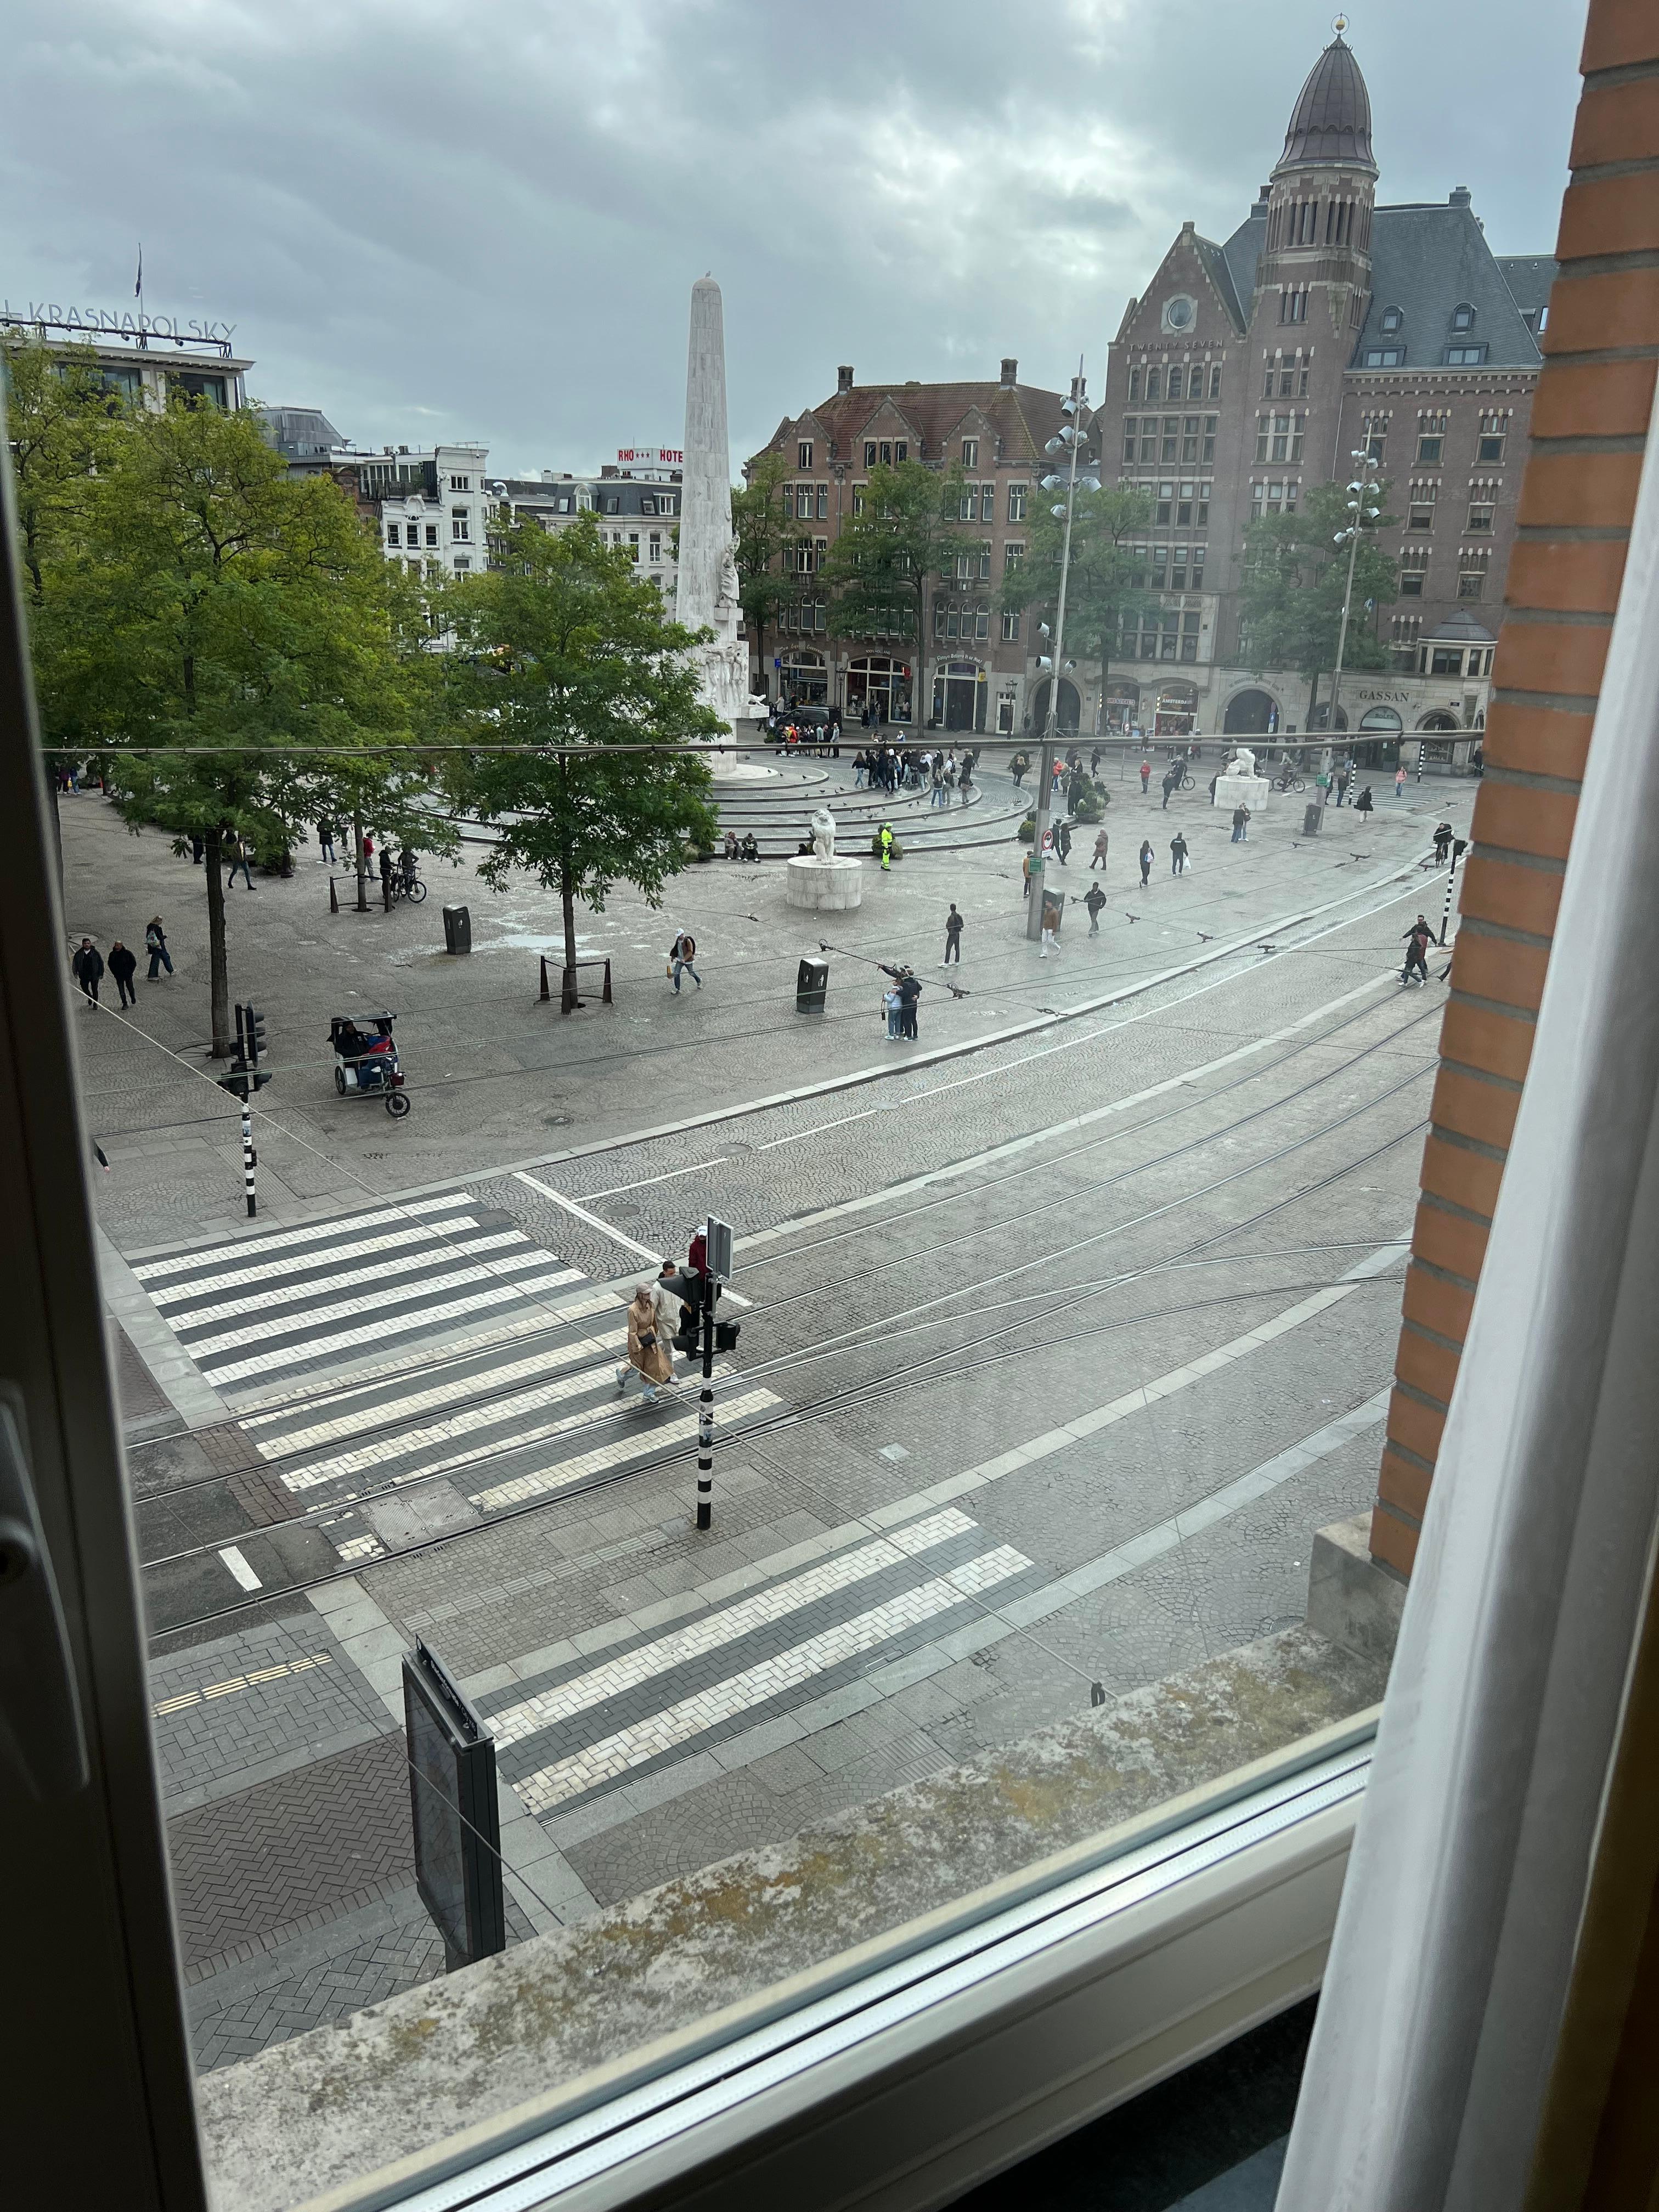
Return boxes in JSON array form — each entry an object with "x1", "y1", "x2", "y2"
[{"x1": 678, "y1": 275, "x2": 749, "y2": 728}]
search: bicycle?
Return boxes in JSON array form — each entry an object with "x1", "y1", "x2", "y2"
[
  {"x1": 387, "y1": 873, "x2": 428, "y2": 906},
  {"x1": 1272, "y1": 772, "x2": 1306, "y2": 794}
]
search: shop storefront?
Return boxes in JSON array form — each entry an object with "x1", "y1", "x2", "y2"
[
  {"x1": 1104, "y1": 680, "x2": 1140, "y2": 736},
  {"x1": 1027, "y1": 677, "x2": 1081, "y2": 734},
  {"x1": 778, "y1": 651, "x2": 828, "y2": 707},
  {"x1": 845, "y1": 655, "x2": 912, "y2": 727},
  {"x1": 1154, "y1": 680, "x2": 1199, "y2": 737},
  {"x1": 932, "y1": 660, "x2": 988, "y2": 733}
]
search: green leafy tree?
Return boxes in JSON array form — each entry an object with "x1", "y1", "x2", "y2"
[
  {"x1": 1000, "y1": 483, "x2": 1155, "y2": 735},
  {"x1": 1238, "y1": 479, "x2": 1398, "y2": 726},
  {"x1": 819, "y1": 461, "x2": 978, "y2": 725},
  {"x1": 441, "y1": 511, "x2": 721, "y2": 980},
  {"x1": 36, "y1": 395, "x2": 440, "y2": 1054},
  {"x1": 731, "y1": 451, "x2": 795, "y2": 703},
  {"x1": 2, "y1": 334, "x2": 121, "y2": 615}
]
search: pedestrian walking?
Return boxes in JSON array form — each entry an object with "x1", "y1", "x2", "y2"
[
  {"x1": 1140, "y1": 757, "x2": 1152, "y2": 793},
  {"x1": 1231, "y1": 803, "x2": 1250, "y2": 844},
  {"x1": 879, "y1": 823, "x2": 894, "y2": 871},
  {"x1": 942, "y1": 904, "x2": 964, "y2": 966},
  {"x1": 1171, "y1": 832, "x2": 1189, "y2": 875},
  {"x1": 1161, "y1": 771, "x2": 1176, "y2": 810},
  {"x1": 650, "y1": 1262, "x2": 690, "y2": 1367},
  {"x1": 1356, "y1": 785, "x2": 1374, "y2": 819},
  {"x1": 1057, "y1": 820, "x2": 1071, "y2": 864},
  {"x1": 227, "y1": 834, "x2": 255, "y2": 890},
  {"x1": 190, "y1": 834, "x2": 205, "y2": 866},
  {"x1": 71, "y1": 938, "x2": 104, "y2": 1006},
  {"x1": 1400, "y1": 915, "x2": 1434, "y2": 985},
  {"x1": 1039, "y1": 890, "x2": 1063, "y2": 960},
  {"x1": 144, "y1": 917, "x2": 173, "y2": 978},
  {"x1": 1090, "y1": 827, "x2": 1109, "y2": 871},
  {"x1": 1022, "y1": 849, "x2": 1032, "y2": 899},
  {"x1": 1084, "y1": 883, "x2": 1107, "y2": 935},
  {"x1": 1090, "y1": 747, "x2": 1101, "y2": 777},
  {"x1": 853, "y1": 749, "x2": 867, "y2": 788},
  {"x1": 317, "y1": 818, "x2": 336, "y2": 862},
  {"x1": 668, "y1": 928, "x2": 701, "y2": 992},
  {"x1": 1394, "y1": 764, "x2": 1407, "y2": 801},
  {"x1": 1139, "y1": 838, "x2": 1153, "y2": 887},
  {"x1": 108, "y1": 940, "x2": 137, "y2": 1008},
  {"x1": 615, "y1": 1284, "x2": 674, "y2": 1405},
  {"x1": 958, "y1": 758, "x2": 973, "y2": 805}
]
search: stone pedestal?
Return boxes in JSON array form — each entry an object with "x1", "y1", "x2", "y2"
[
  {"x1": 785, "y1": 855, "x2": 864, "y2": 912},
  {"x1": 1306, "y1": 1512, "x2": 1406, "y2": 1667},
  {"x1": 1214, "y1": 772, "x2": 1271, "y2": 817}
]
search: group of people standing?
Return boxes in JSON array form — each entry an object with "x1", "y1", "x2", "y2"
[
  {"x1": 70, "y1": 917, "x2": 173, "y2": 1009},
  {"x1": 854, "y1": 744, "x2": 980, "y2": 797}
]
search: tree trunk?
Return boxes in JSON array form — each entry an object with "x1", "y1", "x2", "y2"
[
  {"x1": 205, "y1": 827, "x2": 233, "y2": 1058},
  {"x1": 353, "y1": 808, "x2": 368, "y2": 912},
  {"x1": 561, "y1": 865, "x2": 578, "y2": 980}
]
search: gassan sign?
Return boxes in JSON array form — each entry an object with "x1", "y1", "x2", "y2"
[
  {"x1": 1, "y1": 301, "x2": 236, "y2": 348},
  {"x1": 617, "y1": 446, "x2": 683, "y2": 466}
]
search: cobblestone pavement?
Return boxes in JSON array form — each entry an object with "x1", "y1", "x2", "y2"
[
  {"x1": 61, "y1": 759, "x2": 1474, "y2": 1252},
  {"x1": 115, "y1": 792, "x2": 1466, "y2": 2070}
]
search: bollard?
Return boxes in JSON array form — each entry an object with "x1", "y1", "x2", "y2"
[
  {"x1": 329, "y1": 875, "x2": 339, "y2": 915},
  {"x1": 539, "y1": 956, "x2": 550, "y2": 1003}
]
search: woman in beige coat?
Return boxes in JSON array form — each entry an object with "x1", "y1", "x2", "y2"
[{"x1": 615, "y1": 1285, "x2": 674, "y2": 1403}]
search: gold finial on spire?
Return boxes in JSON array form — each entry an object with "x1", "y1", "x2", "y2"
[{"x1": 1333, "y1": 13, "x2": 1348, "y2": 32}]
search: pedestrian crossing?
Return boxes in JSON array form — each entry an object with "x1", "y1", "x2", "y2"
[
  {"x1": 134, "y1": 1192, "x2": 783, "y2": 1581},
  {"x1": 481, "y1": 1505, "x2": 1045, "y2": 1821}
]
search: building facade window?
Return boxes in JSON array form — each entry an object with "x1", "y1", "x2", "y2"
[
  {"x1": 1122, "y1": 417, "x2": 1139, "y2": 464},
  {"x1": 1400, "y1": 549, "x2": 1429, "y2": 596},
  {"x1": 1001, "y1": 608, "x2": 1020, "y2": 642},
  {"x1": 798, "y1": 441, "x2": 813, "y2": 469},
  {"x1": 386, "y1": 524, "x2": 400, "y2": 547},
  {"x1": 449, "y1": 474, "x2": 471, "y2": 492},
  {"x1": 1380, "y1": 306, "x2": 1403, "y2": 335},
  {"x1": 962, "y1": 438, "x2": 978, "y2": 467},
  {"x1": 1145, "y1": 366, "x2": 1163, "y2": 402},
  {"x1": 1417, "y1": 410, "x2": 1449, "y2": 463},
  {"x1": 1008, "y1": 483, "x2": 1028, "y2": 522},
  {"x1": 1445, "y1": 344, "x2": 1487, "y2": 365},
  {"x1": 1459, "y1": 549, "x2": 1491, "y2": 599},
  {"x1": 1478, "y1": 411, "x2": 1509, "y2": 463},
  {"x1": 1003, "y1": 541, "x2": 1024, "y2": 577},
  {"x1": 648, "y1": 532, "x2": 662, "y2": 565},
  {"x1": 1128, "y1": 368, "x2": 1142, "y2": 402},
  {"x1": 452, "y1": 515, "x2": 470, "y2": 541},
  {"x1": 1364, "y1": 347, "x2": 1405, "y2": 368},
  {"x1": 1363, "y1": 412, "x2": 1390, "y2": 462},
  {"x1": 1466, "y1": 494, "x2": 1497, "y2": 533}
]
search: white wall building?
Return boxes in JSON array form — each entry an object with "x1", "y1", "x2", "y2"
[
  {"x1": 493, "y1": 458, "x2": 681, "y2": 602},
  {"x1": 357, "y1": 444, "x2": 491, "y2": 583}
]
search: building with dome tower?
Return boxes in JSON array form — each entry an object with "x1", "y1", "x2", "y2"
[{"x1": 1092, "y1": 21, "x2": 1552, "y2": 765}]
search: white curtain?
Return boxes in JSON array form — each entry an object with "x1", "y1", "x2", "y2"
[{"x1": 1276, "y1": 425, "x2": 1659, "y2": 2208}]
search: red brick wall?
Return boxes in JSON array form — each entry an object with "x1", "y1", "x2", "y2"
[{"x1": 1370, "y1": 0, "x2": 1659, "y2": 1575}]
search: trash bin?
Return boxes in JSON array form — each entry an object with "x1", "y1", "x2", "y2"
[
  {"x1": 1302, "y1": 803, "x2": 1323, "y2": 837},
  {"x1": 795, "y1": 955, "x2": 828, "y2": 1014},
  {"x1": 442, "y1": 904, "x2": 471, "y2": 955}
]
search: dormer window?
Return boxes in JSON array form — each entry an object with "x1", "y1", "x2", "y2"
[
  {"x1": 962, "y1": 438, "x2": 978, "y2": 467},
  {"x1": 798, "y1": 441, "x2": 814, "y2": 469},
  {"x1": 1452, "y1": 302, "x2": 1475, "y2": 332},
  {"x1": 1380, "y1": 306, "x2": 1402, "y2": 335}
]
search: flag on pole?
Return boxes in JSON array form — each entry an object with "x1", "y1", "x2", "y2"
[{"x1": 134, "y1": 245, "x2": 143, "y2": 300}]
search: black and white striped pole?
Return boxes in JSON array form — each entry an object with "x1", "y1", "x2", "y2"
[
  {"x1": 1438, "y1": 836, "x2": 1466, "y2": 945},
  {"x1": 241, "y1": 1102, "x2": 256, "y2": 1218},
  {"x1": 696, "y1": 1215, "x2": 733, "y2": 1532}
]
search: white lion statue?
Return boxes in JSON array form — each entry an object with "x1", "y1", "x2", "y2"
[
  {"x1": 809, "y1": 805, "x2": 837, "y2": 860},
  {"x1": 1229, "y1": 746, "x2": 1257, "y2": 780}
]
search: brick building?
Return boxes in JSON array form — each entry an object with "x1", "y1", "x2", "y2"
[
  {"x1": 748, "y1": 360, "x2": 1071, "y2": 733},
  {"x1": 1094, "y1": 27, "x2": 1555, "y2": 763}
]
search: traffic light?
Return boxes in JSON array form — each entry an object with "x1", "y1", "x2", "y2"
[
  {"x1": 217, "y1": 1068, "x2": 249, "y2": 1102},
  {"x1": 245, "y1": 1003, "x2": 268, "y2": 1065}
]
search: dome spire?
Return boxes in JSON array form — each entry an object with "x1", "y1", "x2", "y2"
[{"x1": 1276, "y1": 26, "x2": 1375, "y2": 173}]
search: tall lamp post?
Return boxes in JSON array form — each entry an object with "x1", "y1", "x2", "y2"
[
  {"x1": 1316, "y1": 447, "x2": 1383, "y2": 828},
  {"x1": 1026, "y1": 364, "x2": 1100, "y2": 941}
]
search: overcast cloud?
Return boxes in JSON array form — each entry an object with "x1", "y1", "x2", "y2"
[{"x1": 1, "y1": 0, "x2": 1582, "y2": 477}]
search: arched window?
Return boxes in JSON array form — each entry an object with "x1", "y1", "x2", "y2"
[
  {"x1": 1452, "y1": 302, "x2": 1475, "y2": 332},
  {"x1": 1380, "y1": 306, "x2": 1402, "y2": 335}
]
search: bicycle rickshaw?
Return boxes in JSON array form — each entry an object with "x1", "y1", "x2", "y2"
[{"x1": 329, "y1": 1013, "x2": 410, "y2": 1118}]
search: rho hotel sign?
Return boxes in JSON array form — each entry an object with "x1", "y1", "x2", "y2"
[{"x1": 617, "y1": 446, "x2": 683, "y2": 466}]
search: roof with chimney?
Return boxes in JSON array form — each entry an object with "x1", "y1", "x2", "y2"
[
  {"x1": 757, "y1": 370, "x2": 1069, "y2": 470},
  {"x1": 1277, "y1": 30, "x2": 1375, "y2": 171}
]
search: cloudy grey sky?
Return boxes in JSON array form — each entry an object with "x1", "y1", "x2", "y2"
[{"x1": 2, "y1": 0, "x2": 1582, "y2": 478}]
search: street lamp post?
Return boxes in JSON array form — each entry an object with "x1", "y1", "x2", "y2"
[
  {"x1": 1315, "y1": 449, "x2": 1383, "y2": 830},
  {"x1": 1026, "y1": 363, "x2": 1100, "y2": 941}
]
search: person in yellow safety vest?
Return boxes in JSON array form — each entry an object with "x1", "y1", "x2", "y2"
[{"x1": 879, "y1": 823, "x2": 894, "y2": 871}]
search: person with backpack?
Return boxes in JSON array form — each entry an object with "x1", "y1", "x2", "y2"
[
  {"x1": 1401, "y1": 915, "x2": 1434, "y2": 986},
  {"x1": 145, "y1": 917, "x2": 173, "y2": 979},
  {"x1": 668, "y1": 928, "x2": 701, "y2": 992}
]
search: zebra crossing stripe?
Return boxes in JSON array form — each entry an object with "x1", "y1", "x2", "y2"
[
  {"x1": 471, "y1": 1386, "x2": 781, "y2": 1510},
  {"x1": 131, "y1": 1194, "x2": 476, "y2": 1280},
  {"x1": 179, "y1": 1248, "x2": 575, "y2": 1362},
  {"x1": 156, "y1": 1228, "x2": 533, "y2": 1333},
  {"x1": 237, "y1": 1290, "x2": 618, "y2": 1425},
  {"x1": 199, "y1": 1266, "x2": 585, "y2": 1387},
  {"x1": 145, "y1": 1215, "x2": 499, "y2": 1305},
  {"x1": 280, "y1": 1346, "x2": 717, "y2": 1497},
  {"x1": 489, "y1": 1509, "x2": 979, "y2": 1751},
  {"x1": 514, "y1": 1546, "x2": 1031, "y2": 1814}
]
